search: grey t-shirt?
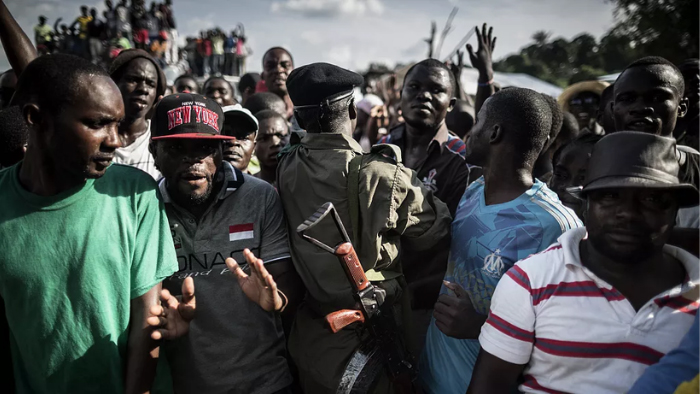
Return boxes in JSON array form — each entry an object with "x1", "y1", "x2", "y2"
[{"x1": 158, "y1": 162, "x2": 292, "y2": 394}]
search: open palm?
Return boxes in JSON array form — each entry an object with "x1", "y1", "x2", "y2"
[
  {"x1": 147, "y1": 277, "x2": 196, "y2": 340},
  {"x1": 467, "y1": 23, "x2": 497, "y2": 74},
  {"x1": 226, "y1": 249, "x2": 283, "y2": 312}
]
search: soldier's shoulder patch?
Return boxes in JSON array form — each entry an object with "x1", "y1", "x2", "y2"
[{"x1": 370, "y1": 143, "x2": 403, "y2": 164}]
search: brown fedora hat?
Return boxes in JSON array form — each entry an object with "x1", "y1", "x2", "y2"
[
  {"x1": 568, "y1": 131, "x2": 699, "y2": 207},
  {"x1": 558, "y1": 80, "x2": 609, "y2": 113}
]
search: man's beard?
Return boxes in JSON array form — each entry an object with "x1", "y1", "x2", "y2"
[
  {"x1": 169, "y1": 176, "x2": 216, "y2": 208},
  {"x1": 587, "y1": 229, "x2": 655, "y2": 263},
  {"x1": 186, "y1": 180, "x2": 214, "y2": 206}
]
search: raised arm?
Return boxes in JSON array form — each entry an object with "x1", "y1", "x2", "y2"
[
  {"x1": 0, "y1": 0, "x2": 37, "y2": 75},
  {"x1": 448, "y1": 50, "x2": 466, "y2": 101},
  {"x1": 53, "y1": 18, "x2": 61, "y2": 35},
  {"x1": 467, "y1": 23, "x2": 496, "y2": 116}
]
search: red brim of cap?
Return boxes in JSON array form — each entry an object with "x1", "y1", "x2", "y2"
[{"x1": 152, "y1": 133, "x2": 236, "y2": 140}]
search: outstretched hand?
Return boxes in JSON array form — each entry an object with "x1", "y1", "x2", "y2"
[
  {"x1": 434, "y1": 280, "x2": 484, "y2": 339},
  {"x1": 467, "y1": 23, "x2": 497, "y2": 78},
  {"x1": 147, "y1": 277, "x2": 196, "y2": 341},
  {"x1": 226, "y1": 249, "x2": 284, "y2": 312},
  {"x1": 448, "y1": 50, "x2": 465, "y2": 81}
]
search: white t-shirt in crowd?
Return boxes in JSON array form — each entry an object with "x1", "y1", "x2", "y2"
[
  {"x1": 113, "y1": 124, "x2": 161, "y2": 180},
  {"x1": 479, "y1": 227, "x2": 699, "y2": 394}
]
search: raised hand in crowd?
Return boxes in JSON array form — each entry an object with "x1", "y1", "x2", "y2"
[
  {"x1": 0, "y1": 0, "x2": 37, "y2": 76},
  {"x1": 467, "y1": 23, "x2": 496, "y2": 115},
  {"x1": 447, "y1": 49, "x2": 466, "y2": 100},
  {"x1": 433, "y1": 280, "x2": 484, "y2": 339},
  {"x1": 365, "y1": 104, "x2": 390, "y2": 146},
  {"x1": 226, "y1": 248, "x2": 286, "y2": 312},
  {"x1": 147, "y1": 277, "x2": 196, "y2": 340}
]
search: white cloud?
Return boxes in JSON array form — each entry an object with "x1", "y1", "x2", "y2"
[
  {"x1": 300, "y1": 30, "x2": 324, "y2": 46},
  {"x1": 324, "y1": 45, "x2": 353, "y2": 67},
  {"x1": 271, "y1": 0, "x2": 384, "y2": 18},
  {"x1": 184, "y1": 14, "x2": 217, "y2": 36}
]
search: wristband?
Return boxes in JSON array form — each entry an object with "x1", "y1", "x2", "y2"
[
  {"x1": 478, "y1": 78, "x2": 494, "y2": 87},
  {"x1": 276, "y1": 289, "x2": 288, "y2": 312}
]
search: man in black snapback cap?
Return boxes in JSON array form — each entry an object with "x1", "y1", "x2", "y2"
[
  {"x1": 277, "y1": 62, "x2": 451, "y2": 393},
  {"x1": 148, "y1": 93, "x2": 302, "y2": 394}
]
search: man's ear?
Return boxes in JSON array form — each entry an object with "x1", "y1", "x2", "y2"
[
  {"x1": 349, "y1": 102, "x2": 357, "y2": 121},
  {"x1": 678, "y1": 97, "x2": 689, "y2": 119},
  {"x1": 148, "y1": 141, "x2": 157, "y2": 159},
  {"x1": 149, "y1": 141, "x2": 162, "y2": 171},
  {"x1": 489, "y1": 124, "x2": 502, "y2": 144},
  {"x1": 447, "y1": 97, "x2": 456, "y2": 112},
  {"x1": 22, "y1": 103, "x2": 41, "y2": 129}
]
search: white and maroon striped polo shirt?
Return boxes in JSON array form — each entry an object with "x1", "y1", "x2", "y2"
[{"x1": 479, "y1": 227, "x2": 699, "y2": 394}]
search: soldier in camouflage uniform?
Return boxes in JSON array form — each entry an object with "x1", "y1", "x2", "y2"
[{"x1": 277, "y1": 62, "x2": 452, "y2": 393}]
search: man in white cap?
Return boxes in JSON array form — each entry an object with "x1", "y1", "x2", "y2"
[{"x1": 221, "y1": 104, "x2": 259, "y2": 174}]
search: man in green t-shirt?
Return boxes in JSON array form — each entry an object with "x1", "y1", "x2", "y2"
[{"x1": 0, "y1": 54, "x2": 180, "y2": 393}]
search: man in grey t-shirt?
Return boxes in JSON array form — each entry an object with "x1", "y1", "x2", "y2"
[{"x1": 149, "y1": 93, "x2": 301, "y2": 394}]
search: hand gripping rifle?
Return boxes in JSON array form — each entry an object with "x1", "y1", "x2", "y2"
[{"x1": 297, "y1": 203, "x2": 420, "y2": 394}]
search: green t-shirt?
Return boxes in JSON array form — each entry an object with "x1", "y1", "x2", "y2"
[
  {"x1": 0, "y1": 163, "x2": 178, "y2": 394},
  {"x1": 34, "y1": 24, "x2": 52, "y2": 43}
]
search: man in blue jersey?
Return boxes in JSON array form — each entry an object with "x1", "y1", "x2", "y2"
[{"x1": 420, "y1": 87, "x2": 582, "y2": 394}]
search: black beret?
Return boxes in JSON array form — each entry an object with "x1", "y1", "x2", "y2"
[{"x1": 286, "y1": 62, "x2": 364, "y2": 107}]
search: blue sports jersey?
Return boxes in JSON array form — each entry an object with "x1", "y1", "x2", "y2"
[{"x1": 420, "y1": 177, "x2": 582, "y2": 394}]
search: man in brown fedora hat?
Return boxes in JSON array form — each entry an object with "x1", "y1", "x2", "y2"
[
  {"x1": 466, "y1": 131, "x2": 699, "y2": 394},
  {"x1": 558, "y1": 80, "x2": 609, "y2": 135}
]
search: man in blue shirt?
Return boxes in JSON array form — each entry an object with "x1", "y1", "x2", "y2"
[
  {"x1": 629, "y1": 314, "x2": 699, "y2": 394},
  {"x1": 420, "y1": 88, "x2": 582, "y2": 394}
]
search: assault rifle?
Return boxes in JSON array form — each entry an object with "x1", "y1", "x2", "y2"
[{"x1": 297, "y1": 202, "x2": 420, "y2": 394}]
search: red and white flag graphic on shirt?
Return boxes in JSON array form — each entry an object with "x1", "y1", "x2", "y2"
[{"x1": 229, "y1": 224, "x2": 254, "y2": 241}]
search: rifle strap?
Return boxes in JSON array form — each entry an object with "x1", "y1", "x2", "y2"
[
  {"x1": 347, "y1": 153, "x2": 363, "y2": 252},
  {"x1": 347, "y1": 153, "x2": 401, "y2": 283}
]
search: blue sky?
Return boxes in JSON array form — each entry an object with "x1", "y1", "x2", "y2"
[{"x1": 1, "y1": 0, "x2": 616, "y2": 73}]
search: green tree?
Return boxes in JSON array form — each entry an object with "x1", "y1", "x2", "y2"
[
  {"x1": 609, "y1": 0, "x2": 699, "y2": 63},
  {"x1": 532, "y1": 31, "x2": 551, "y2": 47},
  {"x1": 569, "y1": 65, "x2": 608, "y2": 85},
  {"x1": 598, "y1": 27, "x2": 638, "y2": 72},
  {"x1": 492, "y1": 0, "x2": 697, "y2": 87},
  {"x1": 570, "y1": 33, "x2": 601, "y2": 69}
]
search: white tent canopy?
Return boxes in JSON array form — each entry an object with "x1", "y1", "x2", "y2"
[{"x1": 460, "y1": 67, "x2": 563, "y2": 98}]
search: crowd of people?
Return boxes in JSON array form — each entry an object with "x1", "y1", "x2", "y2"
[
  {"x1": 0, "y1": 1, "x2": 699, "y2": 393},
  {"x1": 181, "y1": 26, "x2": 250, "y2": 77},
  {"x1": 31, "y1": 0, "x2": 249, "y2": 76}
]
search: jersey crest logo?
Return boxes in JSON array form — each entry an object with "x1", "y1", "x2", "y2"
[
  {"x1": 482, "y1": 249, "x2": 505, "y2": 278},
  {"x1": 422, "y1": 168, "x2": 438, "y2": 193}
]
